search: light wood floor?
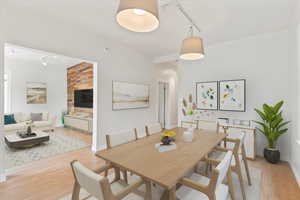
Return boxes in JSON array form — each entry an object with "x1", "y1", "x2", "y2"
[{"x1": 0, "y1": 128, "x2": 299, "y2": 200}]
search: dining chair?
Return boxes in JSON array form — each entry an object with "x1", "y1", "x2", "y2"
[
  {"x1": 134, "y1": 127, "x2": 147, "y2": 139},
  {"x1": 105, "y1": 129, "x2": 138, "y2": 183},
  {"x1": 145, "y1": 123, "x2": 162, "y2": 136},
  {"x1": 70, "y1": 160, "x2": 152, "y2": 200},
  {"x1": 177, "y1": 151, "x2": 235, "y2": 200},
  {"x1": 181, "y1": 120, "x2": 199, "y2": 129},
  {"x1": 209, "y1": 132, "x2": 248, "y2": 200},
  {"x1": 198, "y1": 120, "x2": 220, "y2": 133}
]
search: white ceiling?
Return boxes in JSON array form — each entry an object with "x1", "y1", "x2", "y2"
[
  {"x1": 6, "y1": 0, "x2": 295, "y2": 58},
  {"x1": 5, "y1": 44, "x2": 84, "y2": 70}
]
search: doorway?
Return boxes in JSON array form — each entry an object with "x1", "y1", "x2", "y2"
[
  {"x1": 158, "y1": 82, "x2": 168, "y2": 129},
  {"x1": 2, "y1": 43, "x2": 99, "y2": 171}
]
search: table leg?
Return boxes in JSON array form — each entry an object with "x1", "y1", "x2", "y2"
[{"x1": 161, "y1": 186, "x2": 176, "y2": 200}]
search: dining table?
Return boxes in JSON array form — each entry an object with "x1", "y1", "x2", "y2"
[{"x1": 95, "y1": 127, "x2": 227, "y2": 200}]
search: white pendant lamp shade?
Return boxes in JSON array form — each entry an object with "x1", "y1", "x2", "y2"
[
  {"x1": 116, "y1": 0, "x2": 159, "y2": 32},
  {"x1": 180, "y1": 36, "x2": 205, "y2": 60}
]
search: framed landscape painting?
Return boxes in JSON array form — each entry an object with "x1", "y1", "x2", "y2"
[
  {"x1": 219, "y1": 79, "x2": 246, "y2": 112},
  {"x1": 26, "y1": 82, "x2": 47, "y2": 104},
  {"x1": 196, "y1": 81, "x2": 218, "y2": 110},
  {"x1": 112, "y1": 81, "x2": 150, "y2": 110}
]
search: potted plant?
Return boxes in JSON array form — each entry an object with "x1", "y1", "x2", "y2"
[{"x1": 254, "y1": 101, "x2": 290, "y2": 164}]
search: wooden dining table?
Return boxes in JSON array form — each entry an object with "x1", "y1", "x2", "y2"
[{"x1": 95, "y1": 127, "x2": 227, "y2": 200}]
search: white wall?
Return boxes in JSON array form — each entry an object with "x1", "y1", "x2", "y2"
[
  {"x1": 5, "y1": 57, "x2": 69, "y2": 126},
  {"x1": 288, "y1": 0, "x2": 300, "y2": 185},
  {"x1": 178, "y1": 30, "x2": 291, "y2": 161},
  {"x1": 0, "y1": 5, "x2": 158, "y2": 179}
]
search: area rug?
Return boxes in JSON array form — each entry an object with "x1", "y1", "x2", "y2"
[
  {"x1": 59, "y1": 166, "x2": 262, "y2": 200},
  {"x1": 4, "y1": 132, "x2": 89, "y2": 169}
]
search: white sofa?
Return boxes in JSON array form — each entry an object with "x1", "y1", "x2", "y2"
[{"x1": 4, "y1": 112, "x2": 56, "y2": 135}]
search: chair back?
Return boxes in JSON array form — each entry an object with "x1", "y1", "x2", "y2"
[
  {"x1": 145, "y1": 123, "x2": 162, "y2": 136},
  {"x1": 181, "y1": 121, "x2": 198, "y2": 129},
  {"x1": 71, "y1": 161, "x2": 107, "y2": 200},
  {"x1": 198, "y1": 120, "x2": 219, "y2": 133},
  {"x1": 135, "y1": 126, "x2": 147, "y2": 139},
  {"x1": 215, "y1": 151, "x2": 233, "y2": 186},
  {"x1": 106, "y1": 129, "x2": 137, "y2": 148}
]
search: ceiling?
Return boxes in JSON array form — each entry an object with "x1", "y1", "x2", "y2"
[
  {"x1": 5, "y1": 44, "x2": 84, "y2": 70},
  {"x1": 5, "y1": 0, "x2": 295, "y2": 58}
]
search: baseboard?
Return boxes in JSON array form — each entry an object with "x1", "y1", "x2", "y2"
[
  {"x1": 0, "y1": 173, "x2": 6, "y2": 183},
  {"x1": 290, "y1": 161, "x2": 300, "y2": 187}
]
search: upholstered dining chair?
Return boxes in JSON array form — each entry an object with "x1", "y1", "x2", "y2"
[
  {"x1": 70, "y1": 160, "x2": 152, "y2": 200},
  {"x1": 181, "y1": 120, "x2": 199, "y2": 129},
  {"x1": 145, "y1": 123, "x2": 162, "y2": 136},
  {"x1": 105, "y1": 129, "x2": 138, "y2": 183},
  {"x1": 209, "y1": 132, "x2": 249, "y2": 200},
  {"x1": 198, "y1": 120, "x2": 220, "y2": 133},
  {"x1": 177, "y1": 151, "x2": 235, "y2": 200},
  {"x1": 134, "y1": 127, "x2": 147, "y2": 139}
]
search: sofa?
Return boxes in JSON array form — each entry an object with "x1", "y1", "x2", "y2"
[{"x1": 4, "y1": 112, "x2": 56, "y2": 135}]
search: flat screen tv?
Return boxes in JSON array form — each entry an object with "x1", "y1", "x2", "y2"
[{"x1": 74, "y1": 89, "x2": 93, "y2": 108}]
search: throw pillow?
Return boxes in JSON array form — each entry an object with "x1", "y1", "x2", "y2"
[
  {"x1": 31, "y1": 113, "x2": 43, "y2": 122},
  {"x1": 4, "y1": 114, "x2": 16, "y2": 125}
]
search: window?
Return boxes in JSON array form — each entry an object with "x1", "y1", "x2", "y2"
[{"x1": 4, "y1": 73, "x2": 11, "y2": 113}]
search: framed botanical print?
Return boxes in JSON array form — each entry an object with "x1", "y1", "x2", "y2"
[
  {"x1": 219, "y1": 79, "x2": 246, "y2": 112},
  {"x1": 196, "y1": 81, "x2": 218, "y2": 110}
]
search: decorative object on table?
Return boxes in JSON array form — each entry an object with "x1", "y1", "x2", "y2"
[
  {"x1": 25, "y1": 121, "x2": 35, "y2": 135},
  {"x1": 18, "y1": 131, "x2": 37, "y2": 138},
  {"x1": 112, "y1": 81, "x2": 150, "y2": 110},
  {"x1": 183, "y1": 131, "x2": 194, "y2": 142},
  {"x1": 219, "y1": 79, "x2": 246, "y2": 112},
  {"x1": 254, "y1": 101, "x2": 290, "y2": 164},
  {"x1": 26, "y1": 82, "x2": 47, "y2": 104},
  {"x1": 196, "y1": 81, "x2": 218, "y2": 110},
  {"x1": 182, "y1": 94, "x2": 198, "y2": 130},
  {"x1": 161, "y1": 130, "x2": 176, "y2": 145}
]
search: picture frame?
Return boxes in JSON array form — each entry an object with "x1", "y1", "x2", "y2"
[
  {"x1": 26, "y1": 82, "x2": 47, "y2": 104},
  {"x1": 196, "y1": 81, "x2": 218, "y2": 110},
  {"x1": 112, "y1": 81, "x2": 150, "y2": 110},
  {"x1": 219, "y1": 79, "x2": 246, "y2": 112}
]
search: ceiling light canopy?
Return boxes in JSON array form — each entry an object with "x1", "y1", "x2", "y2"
[
  {"x1": 116, "y1": 0, "x2": 159, "y2": 32},
  {"x1": 180, "y1": 26, "x2": 205, "y2": 61}
]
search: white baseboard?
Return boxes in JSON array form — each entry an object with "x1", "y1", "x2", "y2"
[
  {"x1": 0, "y1": 173, "x2": 6, "y2": 183},
  {"x1": 290, "y1": 162, "x2": 300, "y2": 187}
]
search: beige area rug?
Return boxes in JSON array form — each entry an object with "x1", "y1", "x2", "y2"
[
  {"x1": 4, "y1": 132, "x2": 89, "y2": 169},
  {"x1": 59, "y1": 166, "x2": 261, "y2": 200}
]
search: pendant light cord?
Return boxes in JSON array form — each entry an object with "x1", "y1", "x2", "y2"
[{"x1": 175, "y1": 0, "x2": 201, "y2": 33}]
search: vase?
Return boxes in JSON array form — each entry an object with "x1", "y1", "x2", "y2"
[
  {"x1": 264, "y1": 148, "x2": 280, "y2": 164},
  {"x1": 27, "y1": 126, "x2": 32, "y2": 135},
  {"x1": 161, "y1": 136, "x2": 172, "y2": 145},
  {"x1": 183, "y1": 131, "x2": 194, "y2": 142}
]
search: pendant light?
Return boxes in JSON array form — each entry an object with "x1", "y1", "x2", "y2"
[
  {"x1": 116, "y1": 0, "x2": 160, "y2": 32},
  {"x1": 180, "y1": 26, "x2": 205, "y2": 60}
]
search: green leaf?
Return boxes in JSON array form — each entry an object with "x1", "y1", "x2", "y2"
[
  {"x1": 273, "y1": 101, "x2": 284, "y2": 114},
  {"x1": 277, "y1": 121, "x2": 290, "y2": 130},
  {"x1": 254, "y1": 109, "x2": 266, "y2": 121}
]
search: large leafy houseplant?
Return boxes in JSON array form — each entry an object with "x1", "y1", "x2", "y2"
[{"x1": 254, "y1": 101, "x2": 290, "y2": 163}]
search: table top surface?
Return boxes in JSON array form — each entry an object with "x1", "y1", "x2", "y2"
[
  {"x1": 5, "y1": 131, "x2": 49, "y2": 142},
  {"x1": 96, "y1": 127, "x2": 226, "y2": 189}
]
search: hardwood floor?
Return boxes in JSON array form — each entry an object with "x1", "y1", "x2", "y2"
[{"x1": 0, "y1": 129, "x2": 299, "y2": 200}]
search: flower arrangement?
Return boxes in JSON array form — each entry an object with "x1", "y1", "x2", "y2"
[{"x1": 161, "y1": 130, "x2": 176, "y2": 145}]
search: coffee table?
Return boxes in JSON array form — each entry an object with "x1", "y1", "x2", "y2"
[{"x1": 5, "y1": 131, "x2": 50, "y2": 149}]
